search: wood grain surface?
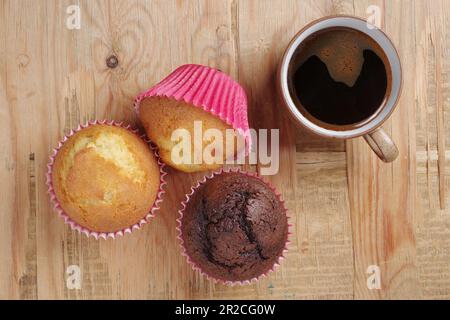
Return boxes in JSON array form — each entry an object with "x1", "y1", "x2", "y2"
[{"x1": 0, "y1": 0, "x2": 449, "y2": 300}]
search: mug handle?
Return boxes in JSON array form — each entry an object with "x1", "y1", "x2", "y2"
[{"x1": 363, "y1": 128, "x2": 399, "y2": 162}]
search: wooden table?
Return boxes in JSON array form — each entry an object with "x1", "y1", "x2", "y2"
[{"x1": 1, "y1": 0, "x2": 449, "y2": 300}]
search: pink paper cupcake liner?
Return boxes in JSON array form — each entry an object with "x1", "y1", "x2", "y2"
[
  {"x1": 46, "y1": 120, "x2": 167, "y2": 240},
  {"x1": 176, "y1": 168, "x2": 291, "y2": 286},
  {"x1": 134, "y1": 64, "x2": 252, "y2": 155}
]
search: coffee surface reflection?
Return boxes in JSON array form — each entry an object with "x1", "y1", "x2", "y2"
[{"x1": 290, "y1": 27, "x2": 390, "y2": 126}]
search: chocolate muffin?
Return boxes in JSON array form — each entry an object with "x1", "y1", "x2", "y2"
[{"x1": 179, "y1": 172, "x2": 288, "y2": 283}]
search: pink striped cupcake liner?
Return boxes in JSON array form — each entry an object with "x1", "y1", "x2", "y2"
[
  {"x1": 46, "y1": 120, "x2": 167, "y2": 240},
  {"x1": 134, "y1": 64, "x2": 252, "y2": 155},
  {"x1": 176, "y1": 168, "x2": 291, "y2": 286}
]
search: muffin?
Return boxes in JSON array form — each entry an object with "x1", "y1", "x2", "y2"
[
  {"x1": 135, "y1": 64, "x2": 251, "y2": 173},
  {"x1": 178, "y1": 171, "x2": 289, "y2": 283},
  {"x1": 49, "y1": 122, "x2": 163, "y2": 235}
]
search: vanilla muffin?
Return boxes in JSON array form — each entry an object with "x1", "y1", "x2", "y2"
[
  {"x1": 139, "y1": 97, "x2": 243, "y2": 172},
  {"x1": 51, "y1": 124, "x2": 161, "y2": 233},
  {"x1": 136, "y1": 64, "x2": 250, "y2": 173}
]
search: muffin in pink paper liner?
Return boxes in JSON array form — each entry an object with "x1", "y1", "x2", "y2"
[
  {"x1": 134, "y1": 64, "x2": 251, "y2": 173},
  {"x1": 176, "y1": 168, "x2": 290, "y2": 285},
  {"x1": 46, "y1": 120, "x2": 167, "y2": 240}
]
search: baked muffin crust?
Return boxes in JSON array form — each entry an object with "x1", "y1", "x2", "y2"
[
  {"x1": 181, "y1": 172, "x2": 288, "y2": 282},
  {"x1": 52, "y1": 124, "x2": 160, "y2": 232},
  {"x1": 139, "y1": 96, "x2": 245, "y2": 173}
]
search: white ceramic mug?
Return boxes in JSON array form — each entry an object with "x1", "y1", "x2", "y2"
[{"x1": 279, "y1": 15, "x2": 402, "y2": 162}]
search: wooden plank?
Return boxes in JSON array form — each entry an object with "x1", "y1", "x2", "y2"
[
  {"x1": 0, "y1": 4, "x2": 17, "y2": 297},
  {"x1": 0, "y1": 0, "x2": 47, "y2": 300},
  {"x1": 0, "y1": 0, "x2": 449, "y2": 300},
  {"x1": 414, "y1": 0, "x2": 450, "y2": 299}
]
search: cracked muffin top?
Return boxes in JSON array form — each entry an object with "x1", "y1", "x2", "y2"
[
  {"x1": 180, "y1": 172, "x2": 288, "y2": 282},
  {"x1": 51, "y1": 124, "x2": 161, "y2": 233}
]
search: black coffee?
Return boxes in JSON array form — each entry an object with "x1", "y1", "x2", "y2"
[{"x1": 291, "y1": 27, "x2": 389, "y2": 126}]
